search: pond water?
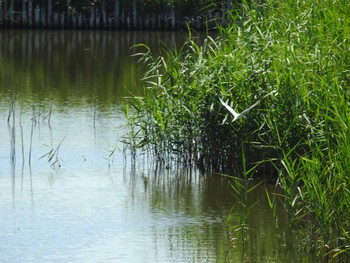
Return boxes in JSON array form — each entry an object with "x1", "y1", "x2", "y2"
[{"x1": 0, "y1": 29, "x2": 315, "y2": 262}]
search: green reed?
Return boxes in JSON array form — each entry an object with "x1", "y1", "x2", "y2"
[
  {"x1": 126, "y1": 0, "x2": 350, "y2": 258},
  {"x1": 224, "y1": 148, "x2": 262, "y2": 251}
]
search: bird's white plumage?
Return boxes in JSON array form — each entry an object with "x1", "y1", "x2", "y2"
[{"x1": 219, "y1": 98, "x2": 260, "y2": 122}]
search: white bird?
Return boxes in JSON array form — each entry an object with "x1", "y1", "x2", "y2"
[{"x1": 219, "y1": 98, "x2": 260, "y2": 122}]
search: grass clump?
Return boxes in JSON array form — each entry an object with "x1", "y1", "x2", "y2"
[{"x1": 125, "y1": 0, "x2": 350, "y2": 258}]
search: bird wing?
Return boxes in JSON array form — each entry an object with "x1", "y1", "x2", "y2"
[
  {"x1": 240, "y1": 100, "x2": 260, "y2": 116},
  {"x1": 219, "y1": 98, "x2": 240, "y2": 120},
  {"x1": 220, "y1": 98, "x2": 260, "y2": 122}
]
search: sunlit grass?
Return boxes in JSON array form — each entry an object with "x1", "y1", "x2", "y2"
[{"x1": 125, "y1": 0, "x2": 350, "y2": 258}]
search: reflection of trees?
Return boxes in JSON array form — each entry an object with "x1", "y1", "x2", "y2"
[{"x1": 0, "y1": 30, "x2": 188, "y2": 107}]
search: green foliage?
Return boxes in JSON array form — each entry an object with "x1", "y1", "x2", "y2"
[{"x1": 126, "y1": 0, "x2": 350, "y2": 258}]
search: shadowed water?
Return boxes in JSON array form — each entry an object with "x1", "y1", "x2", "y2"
[{"x1": 0, "y1": 29, "x2": 315, "y2": 262}]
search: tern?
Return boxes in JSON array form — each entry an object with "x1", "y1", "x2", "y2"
[{"x1": 219, "y1": 98, "x2": 260, "y2": 122}]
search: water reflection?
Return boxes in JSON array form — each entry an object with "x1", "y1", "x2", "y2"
[
  {"x1": 0, "y1": 29, "x2": 193, "y2": 105},
  {"x1": 0, "y1": 29, "x2": 321, "y2": 262}
]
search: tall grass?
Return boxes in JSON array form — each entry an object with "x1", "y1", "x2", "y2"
[
  {"x1": 224, "y1": 149, "x2": 263, "y2": 251},
  {"x1": 125, "y1": 0, "x2": 350, "y2": 258}
]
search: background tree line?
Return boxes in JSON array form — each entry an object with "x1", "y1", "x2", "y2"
[{"x1": 0, "y1": 0, "x2": 236, "y2": 30}]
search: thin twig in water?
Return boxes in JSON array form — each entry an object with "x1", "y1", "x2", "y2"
[{"x1": 40, "y1": 135, "x2": 67, "y2": 168}]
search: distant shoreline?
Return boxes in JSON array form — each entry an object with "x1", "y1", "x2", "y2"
[{"x1": 0, "y1": 2, "x2": 230, "y2": 31}]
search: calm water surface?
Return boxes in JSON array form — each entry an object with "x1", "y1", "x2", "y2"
[{"x1": 0, "y1": 29, "x2": 310, "y2": 262}]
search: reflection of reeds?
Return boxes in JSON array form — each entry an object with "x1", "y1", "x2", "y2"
[
  {"x1": 28, "y1": 105, "x2": 35, "y2": 167},
  {"x1": 7, "y1": 90, "x2": 16, "y2": 124},
  {"x1": 42, "y1": 100, "x2": 53, "y2": 127},
  {"x1": 223, "y1": 149, "x2": 262, "y2": 251},
  {"x1": 8, "y1": 94, "x2": 17, "y2": 204},
  {"x1": 93, "y1": 98, "x2": 97, "y2": 130},
  {"x1": 20, "y1": 106, "x2": 25, "y2": 165},
  {"x1": 19, "y1": 106, "x2": 26, "y2": 192},
  {"x1": 8, "y1": 99, "x2": 16, "y2": 165}
]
